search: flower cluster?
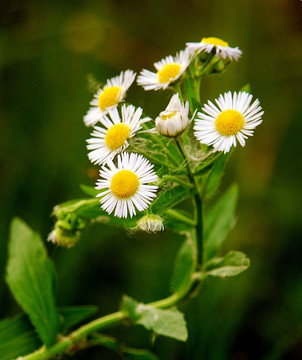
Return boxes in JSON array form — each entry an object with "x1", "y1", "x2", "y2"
[{"x1": 81, "y1": 36, "x2": 263, "y2": 223}]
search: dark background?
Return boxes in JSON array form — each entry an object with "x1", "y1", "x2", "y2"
[{"x1": 1, "y1": 0, "x2": 302, "y2": 359}]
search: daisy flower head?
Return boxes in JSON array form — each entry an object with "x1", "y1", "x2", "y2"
[
  {"x1": 84, "y1": 70, "x2": 136, "y2": 127},
  {"x1": 155, "y1": 94, "x2": 190, "y2": 137},
  {"x1": 96, "y1": 152, "x2": 158, "y2": 218},
  {"x1": 87, "y1": 104, "x2": 150, "y2": 165},
  {"x1": 137, "y1": 50, "x2": 191, "y2": 91},
  {"x1": 186, "y1": 37, "x2": 242, "y2": 61},
  {"x1": 194, "y1": 91, "x2": 264, "y2": 154}
]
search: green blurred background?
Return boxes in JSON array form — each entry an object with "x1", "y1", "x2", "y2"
[{"x1": 1, "y1": 0, "x2": 302, "y2": 359}]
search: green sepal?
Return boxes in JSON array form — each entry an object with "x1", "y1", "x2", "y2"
[
  {"x1": 204, "y1": 184, "x2": 239, "y2": 262},
  {"x1": 6, "y1": 218, "x2": 60, "y2": 346},
  {"x1": 121, "y1": 296, "x2": 188, "y2": 342},
  {"x1": 204, "y1": 251, "x2": 250, "y2": 278}
]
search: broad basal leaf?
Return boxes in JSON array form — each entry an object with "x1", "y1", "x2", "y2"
[
  {"x1": 204, "y1": 251, "x2": 250, "y2": 278},
  {"x1": 122, "y1": 296, "x2": 188, "y2": 342},
  {"x1": 204, "y1": 184, "x2": 238, "y2": 262},
  {"x1": 6, "y1": 218, "x2": 59, "y2": 346}
]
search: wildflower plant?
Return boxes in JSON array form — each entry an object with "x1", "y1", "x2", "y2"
[{"x1": 3, "y1": 36, "x2": 263, "y2": 360}]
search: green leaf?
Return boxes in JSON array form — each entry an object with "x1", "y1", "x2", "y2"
[
  {"x1": 202, "y1": 152, "x2": 230, "y2": 198},
  {"x1": 171, "y1": 232, "x2": 197, "y2": 294},
  {"x1": 59, "y1": 305, "x2": 98, "y2": 332},
  {"x1": 80, "y1": 184, "x2": 99, "y2": 197},
  {"x1": 90, "y1": 333, "x2": 158, "y2": 360},
  {"x1": 163, "y1": 209, "x2": 195, "y2": 232},
  {"x1": 6, "y1": 218, "x2": 59, "y2": 346},
  {"x1": 204, "y1": 251, "x2": 250, "y2": 278},
  {"x1": 204, "y1": 185, "x2": 239, "y2": 262},
  {"x1": 122, "y1": 296, "x2": 188, "y2": 342},
  {"x1": 0, "y1": 314, "x2": 41, "y2": 360},
  {"x1": 151, "y1": 184, "x2": 196, "y2": 215},
  {"x1": 240, "y1": 83, "x2": 251, "y2": 93}
]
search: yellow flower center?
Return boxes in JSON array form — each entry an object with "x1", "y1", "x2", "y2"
[
  {"x1": 111, "y1": 170, "x2": 139, "y2": 199},
  {"x1": 105, "y1": 123, "x2": 131, "y2": 150},
  {"x1": 98, "y1": 86, "x2": 122, "y2": 110},
  {"x1": 215, "y1": 109, "x2": 244, "y2": 136},
  {"x1": 157, "y1": 63, "x2": 181, "y2": 84},
  {"x1": 161, "y1": 111, "x2": 177, "y2": 120},
  {"x1": 202, "y1": 37, "x2": 229, "y2": 47}
]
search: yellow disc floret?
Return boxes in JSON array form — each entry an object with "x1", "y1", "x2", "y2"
[
  {"x1": 157, "y1": 63, "x2": 181, "y2": 84},
  {"x1": 105, "y1": 123, "x2": 131, "y2": 150},
  {"x1": 161, "y1": 111, "x2": 177, "y2": 120},
  {"x1": 98, "y1": 86, "x2": 122, "y2": 110},
  {"x1": 202, "y1": 37, "x2": 229, "y2": 47},
  {"x1": 111, "y1": 170, "x2": 139, "y2": 199},
  {"x1": 215, "y1": 109, "x2": 244, "y2": 136}
]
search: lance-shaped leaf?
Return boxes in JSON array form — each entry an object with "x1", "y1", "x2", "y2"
[
  {"x1": 204, "y1": 251, "x2": 250, "y2": 278},
  {"x1": 204, "y1": 184, "x2": 238, "y2": 262},
  {"x1": 6, "y1": 218, "x2": 59, "y2": 346},
  {"x1": 122, "y1": 296, "x2": 188, "y2": 342},
  {"x1": 171, "y1": 232, "x2": 197, "y2": 294},
  {"x1": 202, "y1": 152, "x2": 230, "y2": 198}
]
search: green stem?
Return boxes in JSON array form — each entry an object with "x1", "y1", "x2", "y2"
[
  {"x1": 175, "y1": 137, "x2": 204, "y2": 268},
  {"x1": 21, "y1": 287, "x2": 196, "y2": 360}
]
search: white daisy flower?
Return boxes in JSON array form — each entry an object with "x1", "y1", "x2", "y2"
[
  {"x1": 186, "y1": 37, "x2": 242, "y2": 61},
  {"x1": 155, "y1": 94, "x2": 190, "y2": 137},
  {"x1": 96, "y1": 152, "x2": 158, "y2": 218},
  {"x1": 137, "y1": 50, "x2": 191, "y2": 91},
  {"x1": 194, "y1": 91, "x2": 264, "y2": 153},
  {"x1": 84, "y1": 70, "x2": 136, "y2": 127},
  {"x1": 87, "y1": 104, "x2": 150, "y2": 165}
]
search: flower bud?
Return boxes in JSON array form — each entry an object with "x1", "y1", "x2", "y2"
[
  {"x1": 137, "y1": 214, "x2": 164, "y2": 233},
  {"x1": 47, "y1": 224, "x2": 80, "y2": 248},
  {"x1": 155, "y1": 94, "x2": 190, "y2": 137}
]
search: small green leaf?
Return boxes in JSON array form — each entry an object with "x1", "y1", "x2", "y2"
[
  {"x1": 80, "y1": 184, "x2": 99, "y2": 197},
  {"x1": 240, "y1": 83, "x2": 251, "y2": 93},
  {"x1": 90, "y1": 333, "x2": 158, "y2": 360},
  {"x1": 0, "y1": 314, "x2": 41, "y2": 360},
  {"x1": 204, "y1": 251, "x2": 250, "y2": 278},
  {"x1": 59, "y1": 305, "x2": 98, "y2": 332},
  {"x1": 122, "y1": 296, "x2": 188, "y2": 342},
  {"x1": 171, "y1": 232, "x2": 197, "y2": 294},
  {"x1": 6, "y1": 218, "x2": 59, "y2": 346},
  {"x1": 204, "y1": 185, "x2": 239, "y2": 262}
]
